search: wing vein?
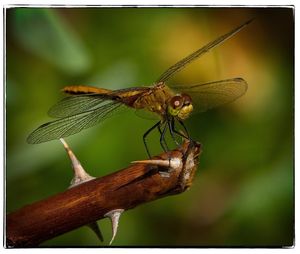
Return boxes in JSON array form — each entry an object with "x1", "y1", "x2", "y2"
[{"x1": 157, "y1": 19, "x2": 253, "y2": 83}]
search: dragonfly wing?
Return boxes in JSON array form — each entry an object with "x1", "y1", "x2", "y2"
[
  {"x1": 156, "y1": 19, "x2": 253, "y2": 83},
  {"x1": 27, "y1": 101, "x2": 126, "y2": 144},
  {"x1": 171, "y1": 78, "x2": 248, "y2": 114},
  {"x1": 48, "y1": 86, "x2": 150, "y2": 118},
  {"x1": 134, "y1": 108, "x2": 160, "y2": 121},
  {"x1": 48, "y1": 94, "x2": 112, "y2": 118}
]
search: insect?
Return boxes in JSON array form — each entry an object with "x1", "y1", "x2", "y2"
[{"x1": 27, "y1": 19, "x2": 252, "y2": 157}]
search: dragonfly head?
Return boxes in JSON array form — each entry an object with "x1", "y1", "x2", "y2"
[{"x1": 168, "y1": 94, "x2": 193, "y2": 120}]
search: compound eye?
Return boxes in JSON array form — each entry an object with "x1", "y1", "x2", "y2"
[
  {"x1": 182, "y1": 93, "x2": 192, "y2": 105},
  {"x1": 170, "y1": 95, "x2": 183, "y2": 109}
]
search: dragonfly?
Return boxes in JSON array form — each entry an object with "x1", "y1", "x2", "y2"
[{"x1": 27, "y1": 19, "x2": 252, "y2": 157}]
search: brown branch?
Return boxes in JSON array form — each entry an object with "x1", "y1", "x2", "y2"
[{"x1": 6, "y1": 141, "x2": 201, "y2": 247}]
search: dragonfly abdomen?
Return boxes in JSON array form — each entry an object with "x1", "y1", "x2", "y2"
[{"x1": 63, "y1": 85, "x2": 112, "y2": 95}]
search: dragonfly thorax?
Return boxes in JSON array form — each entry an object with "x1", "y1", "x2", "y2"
[{"x1": 167, "y1": 93, "x2": 193, "y2": 120}]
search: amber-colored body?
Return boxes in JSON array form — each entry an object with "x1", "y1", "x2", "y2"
[
  {"x1": 27, "y1": 19, "x2": 252, "y2": 156},
  {"x1": 63, "y1": 82, "x2": 180, "y2": 120}
]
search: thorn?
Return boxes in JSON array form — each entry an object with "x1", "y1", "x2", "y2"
[
  {"x1": 87, "y1": 221, "x2": 104, "y2": 242},
  {"x1": 104, "y1": 209, "x2": 124, "y2": 245},
  {"x1": 131, "y1": 159, "x2": 169, "y2": 166},
  {"x1": 60, "y1": 138, "x2": 95, "y2": 188},
  {"x1": 131, "y1": 158, "x2": 182, "y2": 172}
]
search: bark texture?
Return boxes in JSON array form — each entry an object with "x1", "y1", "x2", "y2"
[{"x1": 6, "y1": 141, "x2": 201, "y2": 247}]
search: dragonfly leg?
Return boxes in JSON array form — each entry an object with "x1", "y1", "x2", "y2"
[
  {"x1": 158, "y1": 122, "x2": 170, "y2": 151},
  {"x1": 167, "y1": 118, "x2": 180, "y2": 146},
  {"x1": 178, "y1": 119, "x2": 190, "y2": 139},
  {"x1": 159, "y1": 121, "x2": 169, "y2": 153},
  {"x1": 143, "y1": 121, "x2": 161, "y2": 158},
  {"x1": 176, "y1": 119, "x2": 197, "y2": 162},
  {"x1": 160, "y1": 120, "x2": 173, "y2": 169},
  {"x1": 171, "y1": 118, "x2": 190, "y2": 141}
]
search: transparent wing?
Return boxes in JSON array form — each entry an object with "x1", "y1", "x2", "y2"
[
  {"x1": 171, "y1": 78, "x2": 248, "y2": 114},
  {"x1": 134, "y1": 108, "x2": 160, "y2": 121},
  {"x1": 156, "y1": 19, "x2": 253, "y2": 83},
  {"x1": 48, "y1": 86, "x2": 150, "y2": 118},
  {"x1": 48, "y1": 94, "x2": 112, "y2": 118},
  {"x1": 27, "y1": 101, "x2": 126, "y2": 144}
]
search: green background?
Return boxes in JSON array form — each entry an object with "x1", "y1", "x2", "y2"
[{"x1": 6, "y1": 7, "x2": 294, "y2": 247}]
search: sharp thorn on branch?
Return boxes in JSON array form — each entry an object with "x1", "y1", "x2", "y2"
[
  {"x1": 59, "y1": 138, "x2": 95, "y2": 188},
  {"x1": 86, "y1": 221, "x2": 104, "y2": 243},
  {"x1": 104, "y1": 209, "x2": 124, "y2": 245},
  {"x1": 131, "y1": 157, "x2": 182, "y2": 172}
]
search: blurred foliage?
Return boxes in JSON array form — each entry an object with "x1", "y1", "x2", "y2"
[{"x1": 6, "y1": 7, "x2": 294, "y2": 247}]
